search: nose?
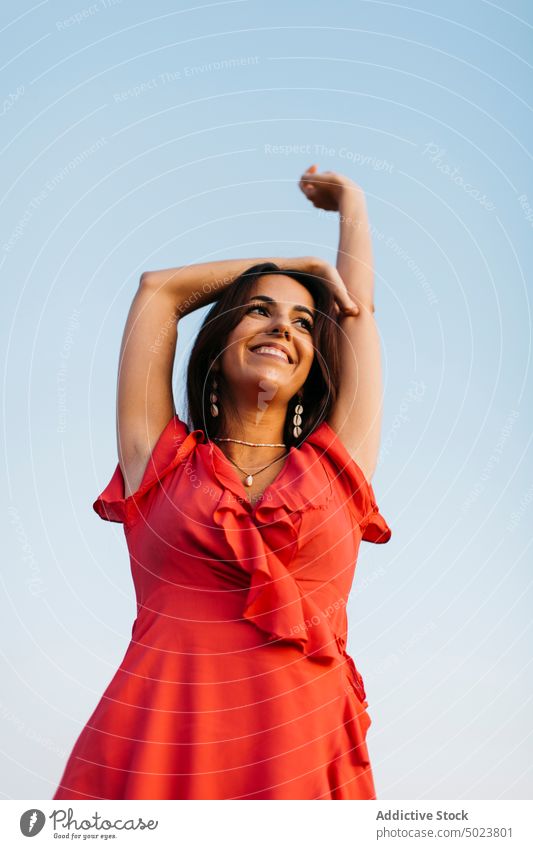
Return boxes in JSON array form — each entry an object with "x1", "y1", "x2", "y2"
[{"x1": 269, "y1": 318, "x2": 291, "y2": 338}]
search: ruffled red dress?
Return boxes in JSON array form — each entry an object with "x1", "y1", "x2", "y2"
[{"x1": 52, "y1": 415, "x2": 391, "y2": 800}]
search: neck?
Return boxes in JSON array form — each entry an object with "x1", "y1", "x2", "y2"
[
  {"x1": 214, "y1": 404, "x2": 289, "y2": 466},
  {"x1": 219, "y1": 404, "x2": 287, "y2": 445}
]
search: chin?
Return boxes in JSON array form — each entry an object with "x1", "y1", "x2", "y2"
[{"x1": 247, "y1": 360, "x2": 293, "y2": 381}]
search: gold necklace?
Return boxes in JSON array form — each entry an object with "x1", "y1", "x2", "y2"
[
  {"x1": 213, "y1": 438, "x2": 288, "y2": 487},
  {"x1": 214, "y1": 437, "x2": 285, "y2": 447}
]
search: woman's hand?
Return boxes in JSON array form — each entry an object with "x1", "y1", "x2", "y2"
[
  {"x1": 312, "y1": 258, "x2": 360, "y2": 317},
  {"x1": 298, "y1": 164, "x2": 365, "y2": 212},
  {"x1": 283, "y1": 256, "x2": 359, "y2": 317}
]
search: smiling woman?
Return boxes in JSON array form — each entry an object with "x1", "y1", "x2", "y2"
[
  {"x1": 185, "y1": 262, "x2": 345, "y2": 465},
  {"x1": 185, "y1": 263, "x2": 338, "y2": 503},
  {"x1": 53, "y1": 167, "x2": 392, "y2": 801}
]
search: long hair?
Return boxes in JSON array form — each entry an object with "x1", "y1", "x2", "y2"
[{"x1": 185, "y1": 262, "x2": 342, "y2": 447}]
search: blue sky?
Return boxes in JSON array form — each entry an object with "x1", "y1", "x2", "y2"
[{"x1": 1, "y1": 0, "x2": 532, "y2": 800}]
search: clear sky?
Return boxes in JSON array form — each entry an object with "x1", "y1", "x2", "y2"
[{"x1": 1, "y1": 0, "x2": 532, "y2": 800}]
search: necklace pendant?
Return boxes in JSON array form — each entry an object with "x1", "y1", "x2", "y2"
[{"x1": 244, "y1": 474, "x2": 254, "y2": 487}]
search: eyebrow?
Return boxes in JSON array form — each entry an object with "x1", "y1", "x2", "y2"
[{"x1": 246, "y1": 294, "x2": 315, "y2": 320}]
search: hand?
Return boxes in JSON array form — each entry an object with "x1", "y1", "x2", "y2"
[
  {"x1": 298, "y1": 164, "x2": 365, "y2": 212},
  {"x1": 303, "y1": 257, "x2": 360, "y2": 318}
]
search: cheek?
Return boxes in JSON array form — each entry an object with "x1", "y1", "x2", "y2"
[
  {"x1": 298, "y1": 337, "x2": 316, "y2": 367},
  {"x1": 228, "y1": 319, "x2": 254, "y2": 346},
  {"x1": 220, "y1": 327, "x2": 250, "y2": 371}
]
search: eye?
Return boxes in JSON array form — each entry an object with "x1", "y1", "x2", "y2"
[
  {"x1": 296, "y1": 316, "x2": 314, "y2": 331},
  {"x1": 246, "y1": 304, "x2": 314, "y2": 332}
]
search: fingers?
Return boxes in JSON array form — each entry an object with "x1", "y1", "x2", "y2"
[
  {"x1": 339, "y1": 295, "x2": 360, "y2": 315},
  {"x1": 299, "y1": 180, "x2": 317, "y2": 201},
  {"x1": 333, "y1": 297, "x2": 360, "y2": 317},
  {"x1": 300, "y1": 163, "x2": 319, "y2": 191}
]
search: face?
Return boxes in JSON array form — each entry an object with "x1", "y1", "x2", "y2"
[{"x1": 219, "y1": 274, "x2": 316, "y2": 406}]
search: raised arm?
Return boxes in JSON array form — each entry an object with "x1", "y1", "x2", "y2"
[
  {"x1": 117, "y1": 255, "x2": 323, "y2": 496},
  {"x1": 299, "y1": 165, "x2": 384, "y2": 482}
]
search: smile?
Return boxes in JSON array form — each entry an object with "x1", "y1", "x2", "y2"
[{"x1": 250, "y1": 346, "x2": 291, "y2": 363}]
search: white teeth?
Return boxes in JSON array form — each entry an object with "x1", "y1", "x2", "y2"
[{"x1": 252, "y1": 346, "x2": 289, "y2": 362}]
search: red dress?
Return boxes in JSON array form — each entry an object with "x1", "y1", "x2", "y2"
[{"x1": 53, "y1": 415, "x2": 391, "y2": 800}]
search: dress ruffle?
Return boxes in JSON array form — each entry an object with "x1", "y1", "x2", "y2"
[
  {"x1": 92, "y1": 416, "x2": 205, "y2": 525},
  {"x1": 304, "y1": 420, "x2": 392, "y2": 544},
  {"x1": 93, "y1": 415, "x2": 391, "y2": 545},
  {"x1": 208, "y1": 437, "x2": 340, "y2": 664}
]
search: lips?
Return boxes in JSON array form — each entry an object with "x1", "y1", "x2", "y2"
[
  {"x1": 250, "y1": 345, "x2": 290, "y2": 364},
  {"x1": 249, "y1": 342, "x2": 293, "y2": 363}
]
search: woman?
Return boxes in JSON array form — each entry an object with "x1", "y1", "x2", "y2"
[{"x1": 53, "y1": 165, "x2": 392, "y2": 801}]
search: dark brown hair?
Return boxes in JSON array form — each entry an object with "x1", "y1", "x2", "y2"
[{"x1": 185, "y1": 262, "x2": 341, "y2": 447}]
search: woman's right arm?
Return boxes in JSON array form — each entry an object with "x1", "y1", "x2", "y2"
[
  {"x1": 140, "y1": 255, "x2": 322, "y2": 318},
  {"x1": 117, "y1": 256, "x2": 321, "y2": 496}
]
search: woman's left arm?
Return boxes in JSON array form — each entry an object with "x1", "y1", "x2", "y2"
[{"x1": 299, "y1": 167, "x2": 384, "y2": 482}]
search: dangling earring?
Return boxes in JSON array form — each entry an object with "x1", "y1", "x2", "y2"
[
  {"x1": 210, "y1": 376, "x2": 219, "y2": 417},
  {"x1": 293, "y1": 395, "x2": 303, "y2": 437}
]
